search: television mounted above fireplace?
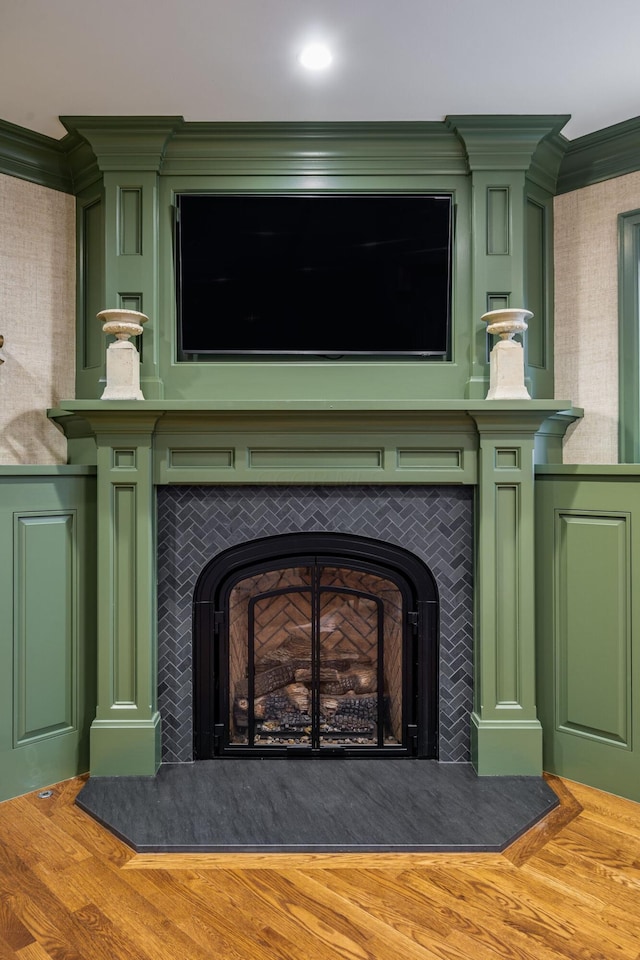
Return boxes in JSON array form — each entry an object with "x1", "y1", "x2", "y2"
[{"x1": 175, "y1": 193, "x2": 453, "y2": 358}]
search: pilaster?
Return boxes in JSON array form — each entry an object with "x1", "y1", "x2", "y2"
[
  {"x1": 87, "y1": 411, "x2": 162, "y2": 776},
  {"x1": 470, "y1": 409, "x2": 549, "y2": 774}
]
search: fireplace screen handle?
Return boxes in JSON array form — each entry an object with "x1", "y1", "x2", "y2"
[{"x1": 213, "y1": 723, "x2": 225, "y2": 751}]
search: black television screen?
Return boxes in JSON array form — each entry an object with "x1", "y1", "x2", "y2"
[{"x1": 176, "y1": 193, "x2": 453, "y2": 357}]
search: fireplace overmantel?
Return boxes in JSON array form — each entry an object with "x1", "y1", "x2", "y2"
[{"x1": 50, "y1": 398, "x2": 581, "y2": 778}]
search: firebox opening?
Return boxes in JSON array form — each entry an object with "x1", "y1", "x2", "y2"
[{"x1": 193, "y1": 533, "x2": 439, "y2": 759}]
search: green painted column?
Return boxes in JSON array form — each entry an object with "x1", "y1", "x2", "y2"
[
  {"x1": 87, "y1": 411, "x2": 162, "y2": 776},
  {"x1": 470, "y1": 410, "x2": 548, "y2": 774}
]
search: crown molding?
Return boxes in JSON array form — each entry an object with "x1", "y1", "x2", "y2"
[
  {"x1": 557, "y1": 115, "x2": 640, "y2": 194},
  {"x1": 60, "y1": 116, "x2": 184, "y2": 172},
  {"x1": 4, "y1": 113, "x2": 640, "y2": 197},
  {"x1": 0, "y1": 117, "x2": 73, "y2": 193},
  {"x1": 446, "y1": 115, "x2": 571, "y2": 174}
]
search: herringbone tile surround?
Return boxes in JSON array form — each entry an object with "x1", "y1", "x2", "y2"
[{"x1": 157, "y1": 485, "x2": 473, "y2": 763}]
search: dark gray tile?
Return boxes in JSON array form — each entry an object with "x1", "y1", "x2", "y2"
[{"x1": 77, "y1": 761, "x2": 557, "y2": 853}]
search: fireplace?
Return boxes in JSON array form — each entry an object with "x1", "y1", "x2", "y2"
[
  {"x1": 49, "y1": 398, "x2": 579, "y2": 778},
  {"x1": 157, "y1": 483, "x2": 474, "y2": 765},
  {"x1": 193, "y1": 533, "x2": 439, "y2": 758}
]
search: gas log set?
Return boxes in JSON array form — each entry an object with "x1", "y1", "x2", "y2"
[{"x1": 233, "y1": 636, "x2": 391, "y2": 745}]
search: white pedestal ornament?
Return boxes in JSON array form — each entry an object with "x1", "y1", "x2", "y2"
[
  {"x1": 481, "y1": 308, "x2": 533, "y2": 401},
  {"x1": 98, "y1": 308, "x2": 148, "y2": 400}
]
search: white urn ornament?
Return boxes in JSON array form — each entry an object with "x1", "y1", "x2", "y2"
[
  {"x1": 98, "y1": 308, "x2": 148, "y2": 400},
  {"x1": 481, "y1": 307, "x2": 533, "y2": 401}
]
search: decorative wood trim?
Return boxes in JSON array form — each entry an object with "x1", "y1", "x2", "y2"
[
  {"x1": 118, "y1": 187, "x2": 143, "y2": 256},
  {"x1": 557, "y1": 115, "x2": 640, "y2": 194},
  {"x1": 525, "y1": 194, "x2": 548, "y2": 370},
  {"x1": 495, "y1": 484, "x2": 520, "y2": 704},
  {"x1": 13, "y1": 513, "x2": 77, "y2": 745},
  {"x1": 618, "y1": 208, "x2": 640, "y2": 463},
  {"x1": 0, "y1": 117, "x2": 73, "y2": 193},
  {"x1": 486, "y1": 187, "x2": 510, "y2": 255},
  {"x1": 446, "y1": 115, "x2": 570, "y2": 172},
  {"x1": 555, "y1": 511, "x2": 632, "y2": 748}
]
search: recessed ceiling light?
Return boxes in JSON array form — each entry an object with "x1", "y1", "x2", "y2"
[{"x1": 299, "y1": 43, "x2": 332, "y2": 71}]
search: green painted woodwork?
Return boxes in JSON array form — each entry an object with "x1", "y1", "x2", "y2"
[
  {"x1": 557, "y1": 116, "x2": 640, "y2": 195},
  {"x1": 536, "y1": 470, "x2": 640, "y2": 803},
  {"x1": 50, "y1": 116, "x2": 566, "y2": 404},
  {"x1": 118, "y1": 187, "x2": 143, "y2": 256},
  {"x1": 468, "y1": 410, "x2": 550, "y2": 775},
  {"x1": 14, "y1": 514, "x2": 75, "y2": 744},
  {"x1": 0, "y1": 117, "x2": 100, "y2": 194},
  {"x1": 495, "y1": 484, "x2": 519, "y2": 704},
  {"x1": 471, "y1": 718, "x2": 543, "y2": 776},
  {"x1": 0, "y1": 470, "x2": 96, "y2": 802},
  {"x1": 556, "y1": 513, "x2": 631, "y2": 746},
  {"x1": 444, "y1": 117, "x2": 563, "y2": 401},
  {"x1": 486, "y1": 187, "x2": 510, "y2": 256},
  {"x1": 0, "y1": 117, "x2": 74, "y2": 193},
  {"x1": 89, "y1": 717, "x2": 161, "y2": 777},
  {"x1": 78, "y1": 192, "x2": 105, "y2": 375},
  {"x1": 89, "y1": 413, "x2": 161, "y2": 777},
  {"x1": 618, "y1": 208, "x2": 640, "y2": 463},
  {"x1": 50, "y1": 400, "x2": 579, "y2": 778},
  {"x1": 524, "y1": 196, "x2": 547, "y2": 370}
]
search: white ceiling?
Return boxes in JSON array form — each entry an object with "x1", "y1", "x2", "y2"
[{"x1": 2, "y1": 0, "x2": 639, "y2": 142}]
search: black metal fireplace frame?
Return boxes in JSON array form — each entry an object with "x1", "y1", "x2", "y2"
[{"x1": 193, "y1": 533, "x2": 439, "y2": 759}]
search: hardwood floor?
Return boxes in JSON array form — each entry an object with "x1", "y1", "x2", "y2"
[{"x1": 0, "y1": 774, "x2": 639, "y2": 959}]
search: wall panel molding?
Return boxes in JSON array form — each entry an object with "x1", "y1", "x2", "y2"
[
  {"x1": 13, "y1": 512, "x2": 77, "y2": 745},
  {"x1": 555, "y1": 511, "x2": 631, "y2": 747},
  {"x1": 618, "y1": 207, "x2": 640, "y2": 463}
]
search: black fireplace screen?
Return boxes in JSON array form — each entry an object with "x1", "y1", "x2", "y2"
[{"x1": 194, "y1": 534, "x2": 438, "y2": 758}]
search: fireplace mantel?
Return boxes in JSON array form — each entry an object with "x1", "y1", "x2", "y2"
[{"x1": 50, "y1": 399, "x2": 581, "y2": 778}]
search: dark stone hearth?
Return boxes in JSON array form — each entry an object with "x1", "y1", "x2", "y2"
[
  {"x1": 157, "y1": 485, "x2": 474, "y2": 763},
  {"x1": 76, "y1": 761, "x2": 558, "y2": 853}
]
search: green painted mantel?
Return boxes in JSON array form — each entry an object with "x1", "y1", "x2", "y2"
[{"x1": 50, "y1": 399, "x2": 581, "y2": 778}]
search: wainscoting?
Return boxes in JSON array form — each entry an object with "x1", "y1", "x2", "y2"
[
  {"x1": 0, "y1": 466, "x2": 97, "y2": 802},
  {"x1": 536, "y1": 465, "x2": 640, "y2": 802}
]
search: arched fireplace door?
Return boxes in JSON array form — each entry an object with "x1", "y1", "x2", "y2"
[{"x1": 193, "y1": 533, "x2": 439, "y2": 759}]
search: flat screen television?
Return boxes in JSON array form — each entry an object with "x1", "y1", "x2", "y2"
[{"x1": 176, "y1": 193, "x2": 453, "y2": 357}]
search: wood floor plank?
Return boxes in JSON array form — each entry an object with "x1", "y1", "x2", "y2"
[
  {"x1": 16, "y1": 941, "x2": 52, "y2": 960},
  {"x1": 503, "y1": 774, "x2": 583, "y2": 866},
  {"x1": 59, "y1": 860, "x2": 217, "y2": 960},
  {"x1": 0, "y1": 898, "x2": 36, "y2": 952},
  {"x1": 302, "y1": 867, "x2": 542, "y2": 960},
  {"x1": 222, "y1": 867, "x2": 446, "y2": 960},
  {"x1": 0, "y1": 932, "x2": 20, "y2": 960},
  {"x1": 124, "y1": 868, "x2": 291, "y2": 960},
  {"x1": 115, "y1": 857, "x2": 311, "y2": 960},
  {"x1": 15, "y1": 944, "x2": 55, "y2": 960},
  {"x1": 123, "y1": 851, "x2": 509, "y2": 870},
  {"x1": 191, "y1": 867, "x2": 376, "y2": 960}
]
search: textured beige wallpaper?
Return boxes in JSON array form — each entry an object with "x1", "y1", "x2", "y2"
[
  {"x1": 0, "y1": 174, "x2": 75, "y2": 464},
  {"x1": 554, "y1": 171, "x2": 640, "y2": 464}
]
